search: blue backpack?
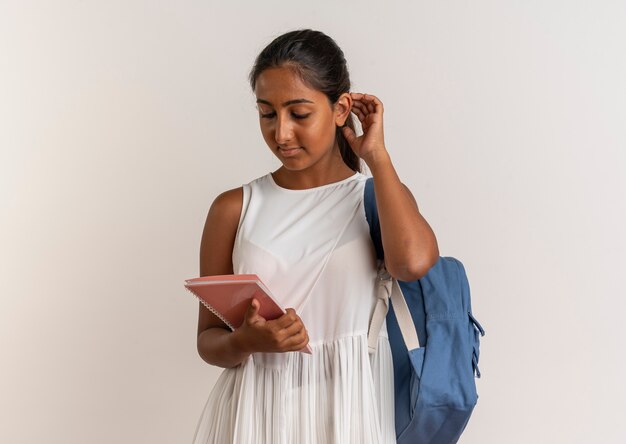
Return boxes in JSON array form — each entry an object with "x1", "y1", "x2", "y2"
[{"x1": 363, "y1": 177, "x2": 485, "y2": 444}]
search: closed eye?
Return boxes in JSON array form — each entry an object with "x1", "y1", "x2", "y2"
[{"x1": 260, "y1": 112, "x2": 310, "y2": 120}]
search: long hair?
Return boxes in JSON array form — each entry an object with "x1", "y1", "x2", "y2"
[{"x1": 248, "y1": 29, "x2": 362, "y2": 173}]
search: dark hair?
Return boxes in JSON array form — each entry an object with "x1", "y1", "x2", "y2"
[{"x1": 248, "y1": 29, "x2": 362, "y2": 173}]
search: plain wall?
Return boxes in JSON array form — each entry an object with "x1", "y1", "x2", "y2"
[{"x1": 1, "y1": 1, "x2": 625, "y2": 442}]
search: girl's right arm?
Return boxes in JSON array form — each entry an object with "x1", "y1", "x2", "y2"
[
  {"x1": 197, "y1": 187, "x2": 251, "y2": 368},
  {"x1": 196, "y1": 188, "x2": 309, "y2": 369}
]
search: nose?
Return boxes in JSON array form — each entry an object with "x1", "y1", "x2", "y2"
[{"x1": 274, "y1": 113, "x2": 294, "y2": 145}]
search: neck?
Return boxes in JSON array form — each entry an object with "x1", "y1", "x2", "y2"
[{"x1": 273, "y1": 163, "x2": 356, "y2": 190}]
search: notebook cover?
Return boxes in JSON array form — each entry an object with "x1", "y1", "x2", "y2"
[{"x1": 185, "y1": 273, "x2": 312, "y2": 354}]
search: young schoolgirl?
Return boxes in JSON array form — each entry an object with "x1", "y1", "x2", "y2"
[{"x1": 193, "y1": 28, "x2": 439, "y2": 444}]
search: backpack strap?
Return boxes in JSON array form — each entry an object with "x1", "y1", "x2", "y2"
[
  {"x1": 364, "y1": 177, "x2": 422, "y2": 353},
  {"x1": 363, "y1": 181, "x2": 383, "y2": 260},
  {"x1": 367, "y1": 260, "x2": 391, "y2": 353},
  {"x1": 389, "y1": 273, "x2": 421, "y2": 349}
]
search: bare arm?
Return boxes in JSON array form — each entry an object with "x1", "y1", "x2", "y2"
[
  {"x1": 341, "y1": 92, "x2": 439, "y2": 281},
  {"x1": 196, "y1": 187, "x2": 310, "y2": 368},
  {"x1": 196, "y1": 188, "x2": 252, "y2": 368},
  {"x1": 366, "y1": 150, "x2": 439, "y2": 281}
]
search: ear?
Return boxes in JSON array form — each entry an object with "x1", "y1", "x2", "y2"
[{"x1": 333, "y1": 92, "x2": 352, "y2": 127}]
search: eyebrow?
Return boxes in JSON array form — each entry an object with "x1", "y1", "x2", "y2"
[{"x1": 256, "y1": 98, "x2": 314, "y2": 107}]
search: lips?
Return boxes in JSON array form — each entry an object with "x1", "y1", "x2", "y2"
[{"x1": 278, "y1": 147, "x2": 303, "y2": 157}]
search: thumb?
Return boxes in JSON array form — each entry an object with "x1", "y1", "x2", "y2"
[
  {"x1": 245, "y1": 298, "x2": 261, "y2": 325},
  {"x1": 341, "y1": 125, "x2": 357, "y2": 147}
]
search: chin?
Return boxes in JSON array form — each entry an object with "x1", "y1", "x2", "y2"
[{"x1": 280, "y1": 163, "x2": 305, "y2": 171}]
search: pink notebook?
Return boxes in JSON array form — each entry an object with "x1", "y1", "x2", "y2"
[{"x1": 184, "y1": 273, "x2": 312, "y2": 354}]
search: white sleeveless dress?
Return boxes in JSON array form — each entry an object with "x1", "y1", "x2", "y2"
[{"x1": 192, "y1": 171, "x2": 395, "y2": 444}]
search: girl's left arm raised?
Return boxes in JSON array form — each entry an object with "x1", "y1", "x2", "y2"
[{"x1": 341, "y1": 92, "x2": 439, "y2": 281}]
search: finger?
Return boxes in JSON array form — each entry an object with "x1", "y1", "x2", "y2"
[
  {"x1": 281, "y1": 327, "x2": 309, "y2": 351},
  {"x1": 355, "y1": 93, "x2": 383, "y2": 115},
  {"x1": 360, "y1": 92, "x2": 378, "y2": 103},
  {"x1": 350, "y1": 92, "x2": 368, "y2": 101},
  {"x1": 245, "y1": 298, "x2": 262, "y2": 325},
  {"x1": 358, "y1": 102, "x2": 377, "y2": 122},
  {"x1": 272, "y1": 308, "x2": 299, "y2": 329},
  {"x1": 365, "y1": 94, "x2": 384, "y2": 114},
  {"x1": 277, "y1": 319, "x2": 305, "y2": 340},
  {"x1": 358, "y1": 93, "x2": 373, "y2": 114},
  {"x1": 279, "y1": 329, "x2": 308, "y2": 351},
  {"x1": 352, "y1": 106, "x2": 367, "y2": 121},
  {"x1": 351, "y1": 99, "x2": 368, "y2": 113},
  {"x1": 351, "y1": 102, "x2": 368, "y2": 122},
  {"x1": 351, "y1": 107, "x2": 365, "y2": 123},
  {"x1": 365, "y1": 95, "x2": 378, "y2": 114},
  {"x1": 351, "y1": 94, "x2": 373, "y2": 112}
]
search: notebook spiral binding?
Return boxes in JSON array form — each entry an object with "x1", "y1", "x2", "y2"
[{"x1": 184, "y1": 285, "x2": 235, "y2": 331}]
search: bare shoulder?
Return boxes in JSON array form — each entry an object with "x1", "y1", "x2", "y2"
[
  {"x1": 200, "y1": 185, "x2": 244, "y2": 274},
  {"x1": 210, "y1": 186, "x2": 244, "y2": 220}
]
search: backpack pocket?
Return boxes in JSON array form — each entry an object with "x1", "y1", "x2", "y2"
[
  {"x1": 408, "y1": 347, "x2": 426, "y2": 415},
  {"x1": 468, "y1": 311, "x2": 485, "y2": 378}
]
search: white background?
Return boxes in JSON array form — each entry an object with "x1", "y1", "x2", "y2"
[{"x1": 1, "y1": 1, "x2": 624, "y2": 443}]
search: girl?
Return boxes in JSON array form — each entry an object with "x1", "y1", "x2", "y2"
[{"x1": 193, "y1": 29, "x2": 439, "y2": 444}]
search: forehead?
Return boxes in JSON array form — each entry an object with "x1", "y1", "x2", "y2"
[{"x1": 254, "y1": 67, "x2": 326, "y2": 105}]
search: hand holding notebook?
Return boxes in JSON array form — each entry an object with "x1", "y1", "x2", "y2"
[{"x1": 185, "y1": 273, "x2": 312, "y2": 354}]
